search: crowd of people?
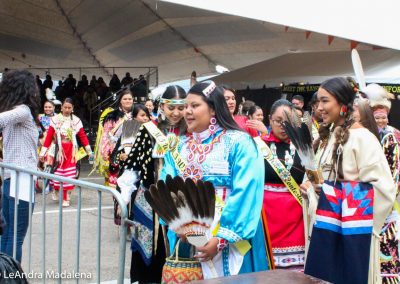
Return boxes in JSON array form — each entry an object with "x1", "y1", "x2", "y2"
[
  {"x1": 36, "y1": 72, "x2": 148, "y2": 124},
  {"x1": 0, "y1": 69, "x2": 399, "y2": 284}
]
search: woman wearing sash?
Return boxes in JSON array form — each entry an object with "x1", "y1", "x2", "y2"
[
  {"x1": 359, "y1": 84, "x2": 400, "y2": 283},
  {"x1": 100, "y1": 90, "x2": 134, "y2": 187},
  {"x1": 151, "y1": 85, "x2": 187, "y2": 179},
  {"x1": 160, "y1": 81, "x2": 269, "y2": 278},
  {"x1": 301, "y1": 77, "x2": 396, "y2": 284},
  {"x1": 110, "y1": 105, "x2": 166, "y2": 283},
  {"x1": 262, "y1": 99, "x2": 306, "y2": 268}
]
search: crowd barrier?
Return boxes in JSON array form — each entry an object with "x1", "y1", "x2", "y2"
[{"x1": 0, "y1": 162, "x2": 129, "y2": 284}]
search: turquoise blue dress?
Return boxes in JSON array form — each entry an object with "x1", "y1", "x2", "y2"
[{"x1": 160, "y1": 127, "x2": 268, "y2": 278}]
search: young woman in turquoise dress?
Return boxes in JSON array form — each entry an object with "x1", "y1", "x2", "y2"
[{"x1": 160, "y1": 81, "x2": 269, "y2": 279}]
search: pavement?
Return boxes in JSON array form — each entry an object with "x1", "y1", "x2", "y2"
[{"x1": 20, "y1": 162, "x2": 131, "y2": 283}]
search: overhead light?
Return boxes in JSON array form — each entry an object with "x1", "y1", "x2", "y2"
[{"x1": 216, "y1": 65, "x2": 229, "y2": 74}]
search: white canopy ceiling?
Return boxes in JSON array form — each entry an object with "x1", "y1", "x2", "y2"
[
  {"x1": 0, "y1": 0, "x2": 397, "y2": 84},
  {"x1": 212, "y1": 49, "x2": 400, "y2": 89},
  {"x1": 162, "y1": 0, "x2": 400, "y2": 50}
]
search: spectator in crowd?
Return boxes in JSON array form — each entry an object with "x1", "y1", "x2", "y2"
[
  {"x1": 145, "y1": 99, "x2": 157, "y2": 121},
  {"x1": 96, "y1": 77, "x2": 109, "y2": 102},
  {"x1": 55, "y1": 80, "x2": 65, "y2": 101},
  {"x1": 83, "y1": 86, "x2": 97, "y2": 113},
  {"x1": 36, "y1": 75, "x2": 43, "y2": 91},
  {"x1": 309, "y1": 92, "x2": 323, "y2": 141},
  {"x1": 36, "y1": 75, "x2": 45, "y2": 106},
  {"x1": 64, "y1": 74, "x2": 76, "y2": 90},
  {"x1": 77, "y1": 75, "x2": 89, "y2": 93},
  {"x1": 291, "y1": 95, "x2": 305, "y2": 109},
  {"x1": 76, "y1": 75, "x2": 89, "y2": 107},
  {"x1": 90, "y1": 75, "x2": 97, "y2": 87},
  {"x1": 121, "y1": 72, "x2": 133, "y2": 87},
  {"x1": 222, "y1": 86, "x2": 258, "y2": 137},
  {"x1": 109, "y1": 74, "x2": 121, "y2": 93},
  {"x1": 43, "y1": 74, "x2": 53, "y2": 91},
  {"x1": 246, "y1": 105, "x2": 268, "y2": 136},
  {"x1": 291, "y1": 94, "x2": 311, "y2": 123}
]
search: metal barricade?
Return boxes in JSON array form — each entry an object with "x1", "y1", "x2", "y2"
[{"x1": 0, "y1": 162, "x2": 128, "y2": 283}]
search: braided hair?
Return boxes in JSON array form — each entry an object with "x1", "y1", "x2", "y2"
[{"x1": 319, "y1": 77, "x2": 356, "y2": 179}]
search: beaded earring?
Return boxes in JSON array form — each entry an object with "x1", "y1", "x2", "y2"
[
  {"x1": 209, "y1": 117, "x2": 217, "y2": 135},
  {"x1": 339, "y1": 105, "x2": 347, "y2": 117}
]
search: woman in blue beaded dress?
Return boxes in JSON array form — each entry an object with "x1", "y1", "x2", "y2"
[{"x1": 160, "y1": 81, "x2": 270, "y2": 279}]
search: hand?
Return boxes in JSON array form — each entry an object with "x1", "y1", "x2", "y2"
[
  {"x1": 39, "y1": 156, "x2": 45, "y2": 163},
  {"x1": 195, "y1": 237, "x2": 219, "y2": 262},
  {"x1": 119, "y1": 153, "x2": 128, "y2": 161},
  {"x1": 246, "y1": 120, "x2": 268, "y2": 133},
  {"x1": 177, "y1": 234, "x2": 188, "y2": 243},
  {"x1": 300, "y1": 181, "x2": 321, "y2": 198},
  {"x1": 300, "y1": 181, "x2": 312, "y2": 199}
]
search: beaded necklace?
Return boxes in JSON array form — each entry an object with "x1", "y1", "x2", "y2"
[
  {"x1": 270, "y1": 142, "x2": 296, "y2": 171},
  {"x1": 187, "y1": 128, "x2": 225, "y2": 164}
]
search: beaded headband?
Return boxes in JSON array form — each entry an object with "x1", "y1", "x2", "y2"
[
  {"x1": 202, "y1": 81, "x2": 216, "y2": 97},
  {"x1": 160, "y1": 98, "x2": 186, "y2": 105},
  {"x1": 373, "y1": 109, "x2": 388, "y2": 117}
]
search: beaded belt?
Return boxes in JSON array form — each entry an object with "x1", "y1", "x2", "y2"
[{"x1": 264, "y1": 183, "x2": 288, "y2": 193}]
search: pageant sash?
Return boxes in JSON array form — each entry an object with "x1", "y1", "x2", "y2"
[
  {"x1": 143, "y1": 122, "x2": 186, "y2": 174},
  {"x1": 254, "y1": 137, "x2": 302, "y2": 206}
]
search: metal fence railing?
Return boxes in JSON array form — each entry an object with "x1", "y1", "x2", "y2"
[{"x1": 0, "y1": 162, "x2": 129, "y2": 284}]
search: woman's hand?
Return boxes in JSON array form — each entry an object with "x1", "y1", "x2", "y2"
[
  {"x1": 246, "y1": 120, "x2": 268, "y2": 133},
  {"x1": 300, "y1": 180, "x2": 321, "y2": 198},
  {"x1": 300, "y1": 181, "x2": 312, "y2": 199},
  {"x1": 119, "y1": 153, "x2": 128, "y2": 161},
  {"x1": 195, "y1": 237, "x2": 219, "y2": 262},
  {"x1": 39, "y1": 155, "x2": 45, "y2": 163},
  {"x1": 177, "y1": 234, "x2": 188, "y2": 243}
]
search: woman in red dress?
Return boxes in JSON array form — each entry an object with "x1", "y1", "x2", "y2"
[
  {"x1": 40, "y1": 98, "x2": 92, "y2": 207},
  {"x1": 262, "y1": 99, "x2": 305, "y2": 268}
]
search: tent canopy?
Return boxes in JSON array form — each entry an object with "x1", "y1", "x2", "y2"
[
  {"x1": 0, "y1": 0, "x2": 392, "y2": 84},
  {"x1": 212, "y1": 49, "x2": 400, "y2": 89}
]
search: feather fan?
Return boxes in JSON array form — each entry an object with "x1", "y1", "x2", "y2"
[
  {"x1": 145, "y1": 175, "x2": 218, "y2": 277},
  {"x1": 145, "y1": 175, "x2": 215, "y2": 241},
  {"x1": 283, "y1": 111, "x2": 323, "y2": 185}
]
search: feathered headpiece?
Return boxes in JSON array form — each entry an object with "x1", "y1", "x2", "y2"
[
  {"x1": 149, "y1": 86, "x2": 167, "y2": 102},
  {"x1": 45, "y1": 88, "x2": 61, "y2": 105},
  {"x1": 360, "y1": 83, "x2": 394, "y2": 110},
  {"x1": 283, "y1": 111, "x2": 323, "y2": 185}
]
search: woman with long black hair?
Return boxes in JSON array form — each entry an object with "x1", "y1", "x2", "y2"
[
  {"x1": 301, "y1": 77, "x2": 396, "y2": 284},
  {"x1": 0, "y1": 69, "x2": 40, "y2": 262},
  {"x1": 160, "y1": 81, "x2": 269, "y2": 279},
  {"x1": 99, "y1": 89, "x2": 134, "y2": 187},
  {"x1": 40, "y1": 98, "x2": 92, "y2": 207}
]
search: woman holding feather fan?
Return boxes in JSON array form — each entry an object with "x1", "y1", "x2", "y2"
[
  {"x1": 260, "y1": 99, "x2": 306, "y2": 268},
  {"x1": 298, "y1": 77, "x2": 396, "y2": 284},
  {"x1": 113, "y1": 105, "x2": 168, "y2": 283},
  {"x1": 159, "y1": 81, "x2": 269, "y2": 279}
]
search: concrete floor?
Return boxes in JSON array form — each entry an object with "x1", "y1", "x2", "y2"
[{"x1": 20, "y1": 162, "x2": 131, "y2": 283}]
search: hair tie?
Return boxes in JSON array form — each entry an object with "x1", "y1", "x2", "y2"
[{"x1": 202, "y1": 81, "x2": 216, "y2": 97}]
